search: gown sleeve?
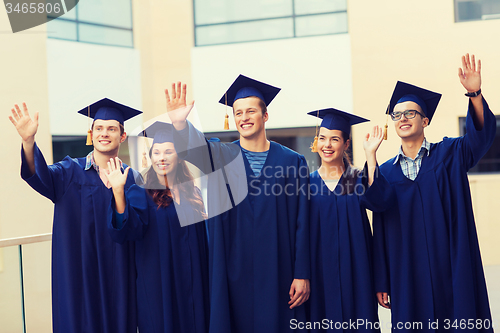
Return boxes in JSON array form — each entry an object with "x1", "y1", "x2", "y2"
[
  {"x1": 372, "y1": 210, "x2": 390, "y2": 293},
  {"x1": 454, "y1": 97, "x2": 496, "y2": 170},
  {"x1": 21, "y1": 143, "x2": 73, "y2": 203},
  {"x1": 293, "y1": 155, "x2": 311, "y2": 280},
  {"x1": 359, "y1": 163, "x2": 394, "y2": 213},
  {"x1": 172, "y1": 120, "x2": 215, "y2": 175},
  {"x1": 108, "y1": 184, "x2": 150, "y2": 244}
]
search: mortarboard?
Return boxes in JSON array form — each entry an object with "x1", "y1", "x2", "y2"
[
  {"x1": 386, "y1": 81, "x2": 442, "y2": 124},
  {"x1": 77, "y1": 98, "x2": 142, "y2": 145},
  {"x1": 77, "y1": 98, "x2": 142, "y2": 125},
  {"x1": 219, "y1": 74, "x2": 281, "y2": 107},
  {"x1": 307, "y1": 108, "x2": 369, "y2": 152},
  {"x1": 138, "y1": 121, "x2": 174, "y2": 146},
  {"x1": 308, "y1": 108, "x2": 369, "y2": 136}
]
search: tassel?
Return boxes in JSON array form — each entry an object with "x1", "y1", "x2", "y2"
[
  {"x1": 383, "y1": 123, "x2": 388, "y2": 140},
  {"x1": 224, "y1": 114, "x2": 229, "y2": 130},
  {"x1": 86, "y1": 130, "x2": 92, "y2": 145},
  {"x1": 142, "y1": 151, "x2": 148, "y2": 168},
  {"x1": 310, "y1": 136, "x2": 318, "y2": 152}
]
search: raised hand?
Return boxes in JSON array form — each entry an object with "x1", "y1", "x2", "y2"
[
  {"x1": 105, "y1": 157, "x2": 130, "y2": 191},
  {"x1": 363, "y1": 125, "x2": 384, "y2": 156},
  {"x1": 459, "y1": 53, "x2": 481, "y2": 93},
  {"x1": 9, "y1": 103, "x2": 39, "y2": 143},
  {"x1": 165, "y1": 81, "x2": 194, "y2": 128}
]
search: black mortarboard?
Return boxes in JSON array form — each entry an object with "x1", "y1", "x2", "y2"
[
  {"x1": 77, "y1": 98, "x2": 142, "y2": 125},
  {"x1": 387, "y1": 81, "x2": 442, "y2": 123},
  {"x1": 218, "y1": 74, "x2": 281, "y2": 107},
  {"x1": 138, "y1": 121, "x2": 174, "y2": 146},
  {"x1": 307, "y1": 108, "x2": 369, "y2": 136}
]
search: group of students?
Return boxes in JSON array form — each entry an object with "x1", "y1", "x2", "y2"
[{"x1": 8, "y1": 53, "x2": 495, "y2": 332}]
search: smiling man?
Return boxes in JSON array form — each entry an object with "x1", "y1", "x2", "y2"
[
  {"x1": 372, "y1": 54, "x2": 495, "y2": 332},
  {"x1": 166, "y1": 76, "x2": 310, "y2": 333},
  {"x1": 9, "y1": 98, "x2": 142, "y2": 333}
]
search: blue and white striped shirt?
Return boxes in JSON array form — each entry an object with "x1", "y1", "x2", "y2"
[
  {"x1": 394, "y1": 138, "x2": 430, "y2": 181},
  {"x1": 241, "y1": 147, "x2": 269, "y2": 176}
]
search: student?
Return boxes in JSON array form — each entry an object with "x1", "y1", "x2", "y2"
[
  {"x1": 373, "y1": 54, "x2": 495, "y2": 332},
  {"x1": 166, "y1": 77, "x2": 310, "y2": 333},
  {"x1": 9, "y1": 99, "x2": 142, "y2": 332},
  {"x1": 106, "y1": 121, "x2": 209, "y2": 333},
  {"x1": 307, "y1": 109, "x2": 391, "y2": 332}
]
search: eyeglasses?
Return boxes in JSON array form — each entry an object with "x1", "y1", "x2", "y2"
[{"x1": 390, "y1": 109, "x2": 426, "y2": 121}]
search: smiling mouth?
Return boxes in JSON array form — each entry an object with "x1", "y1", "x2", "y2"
[
  {"x1": 322, "y1": 150, "x2": 334, "y2": 156},
  {"x1": 399, "y1": 124, "x2": 412, "y2": 130},
  {"x1": 156, "y1": 163, "x2": 170, "y2": 169},
  {"x1": 241, "y1": 123, "x2": 253, "y2": 129},
  {"x1": 99, "y1": 140, "x2": 111, "y2": 144}
]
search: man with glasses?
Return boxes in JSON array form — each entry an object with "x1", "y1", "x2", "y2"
[{"x1": 373, "y1": 54, "x2": 495, "y2": 332}]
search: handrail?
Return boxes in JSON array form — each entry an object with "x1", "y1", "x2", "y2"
[{"x1": 0, "y1": 233, "x2": 52, "y2": 248}]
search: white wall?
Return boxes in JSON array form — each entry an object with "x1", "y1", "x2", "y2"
[
  {"x1": 46, "y1": 39, "x2": 144, "y2": 135},
  {"x1": 191, "y1": 34, "x2": 353, "y2": 133}
]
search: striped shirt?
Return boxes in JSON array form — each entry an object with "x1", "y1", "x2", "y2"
[
  {"x1": 394, "y1": 138, "x2": 430, "y2": 181},
  {"x1": 241, "y1": 147, "x2": 269, "y2": 176}
]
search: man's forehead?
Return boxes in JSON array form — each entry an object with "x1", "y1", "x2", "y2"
[
  {"x1": 93, "y1": 119, "x2": 121, "y2": 127},
  {"x1": 394, "y1": 101, "x2": 422, "y2": 112}
]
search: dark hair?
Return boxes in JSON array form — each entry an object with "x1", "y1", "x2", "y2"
[
  {"x1": 338, "y1": 130, "x2": 360, "y2": 195},
  {"x1": 340, "y1": 131, "x2": 352, "y2": 167},
  {"x1": 91, "y1": 121, "x2": 125, "y2": 135},
  {"x1": 144, "y1": 148, "x2": 205, "y2": 216}
]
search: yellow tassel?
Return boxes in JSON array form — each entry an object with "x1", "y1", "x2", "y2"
[
  {"x1": 310, "y1": 136, "x2": 318, "y2": 152},
  {"x1": 224, "y1": 114, "x2": 229, "y2": 130},
  {"x1": 142, "y1": 151, "x2": 148, "y2": 168},
  {"x1": 86, "y1": 130, "x2": 92, "y2": 145},
  {"x1": 383, "y1": 123, "x2": 388, "y2": 140}
]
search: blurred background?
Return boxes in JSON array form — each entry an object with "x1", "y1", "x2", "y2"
[{"x1": 1, "y1": 0, "x2": 499, "y2": 331}]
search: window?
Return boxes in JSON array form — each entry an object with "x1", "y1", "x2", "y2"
[
  {"x1": 193, "y1": 0, "x2": 348, "y2": 46},
  {"x1": 460, "y1": 116, "x2": 500, "y2": 173},
  {"x1": 52, "y1": 136, "x2": 132, "y2": 165},
  {"x1": 455, "y1": 0, "x2": 500, "y2": 22},
  {"x1": 47, "y1": 0, "x2": 133, "y2": 48}
]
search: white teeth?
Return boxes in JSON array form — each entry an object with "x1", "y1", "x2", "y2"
[
  {"x1": 241, "y1": 124, "x2": 253, "y2": 129},
  {"x1": 323, "y1": 150, "x2": 333, "y2": 154}
]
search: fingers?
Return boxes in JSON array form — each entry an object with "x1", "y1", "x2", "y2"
[
  {"x1": 177, "y1": 81, "x2": 182, "y2": 100},
  {"x1": 461, "y1": 55, "x2": 467, "y2": 72},
  {"x1": 34, "y1": 111, "x2": 39, "y2": 125},
  {"x1": 181, "y1": 83, "x2": 187, "y2": 103},
  {"x1": 22, "y1": 102, "x2": 29, "y2": 116},
  {"x1": 171, "y1": 83, "x2": 176, "y2": 99},
  {"x1": 165, "y1": 89, "x2": 171, "y2": 103},
  {"x1": 8, "y1": 115, "x2": 16, "y2": 126},
  {"x1": 15, "y1": 104, "x2": 23, "y2": 118},
  {"x1": 478, "y1": 59, "x2": 481, "y2": 74},
  {"x1": 376, "y1": 292, "x2": 391, "y2": 309},
  {"x1": 123, "y1": 166, "x2": 130, "y2": 178},
  {"x1": 471, "y1": 54, "x2": 476, "y2": 72},
  {"x1": 458, "y1": 67, "x2": 464, "y2": 79},
  {"x1": 10, "y1": 108, "x2": 19, "y2": 122}
]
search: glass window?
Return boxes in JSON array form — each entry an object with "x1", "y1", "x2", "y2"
[
  {"x1": 47, "y1": 19, "x2": 78, "y2": 40},
  {"x1": 195, "y1": 0, "x2": 292, "y2": 25},
  {"x1": 196, "y1": 18, "x2": 294, "y2": 46},
  {"x1": 79, "y1": 23, "x2": 133, "y2": 47},
  {"x1": 78, "y1": 0, "x2": 132, "y2": 28},
  {"x1": 47, "y1": 0, "x2": 133, "y2": 48},
  {"x1": 455, "y1": 0, "x2": 500, "y2": 22},
  {"x1": 194, "y1": 0, "x2": 348, "y2": 46},
  {"x1": 460, "y1": 116, "x2": 500, "y2": 173},
  {"x1": 294, "y1": 0, "x2": 347, "y2": 15},
  {"x1": 295, "y1": 12, "x2": 348, "y2": 37}
]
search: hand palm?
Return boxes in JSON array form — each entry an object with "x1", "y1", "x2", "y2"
[
  {"x1": 459, "y1": 54, "x2": 481, "y2": 92},
  {"x1": 165, "y1": 82, "x2": 194, "y2": 124}
]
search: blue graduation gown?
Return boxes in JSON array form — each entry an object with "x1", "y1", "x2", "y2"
[
  {"x1": 108, "y1": 184, "x2": 210, "y2": 333},
  {"x1": 373, "y1": 98, "x2": 496, "y2": 332},
  {"x1": 21, "y1": 144, "x2": 138, "y2": 333},
  {"x1": 308, "y1": 165, "x2": 392, "y2": 332},
  {"x1": 173, "y1": 121, "x2": 310, "y2": 333}
]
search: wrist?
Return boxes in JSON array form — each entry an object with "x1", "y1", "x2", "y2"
[{"x1": 465, "y1": 88, "x2": 481, "y2": 97}]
